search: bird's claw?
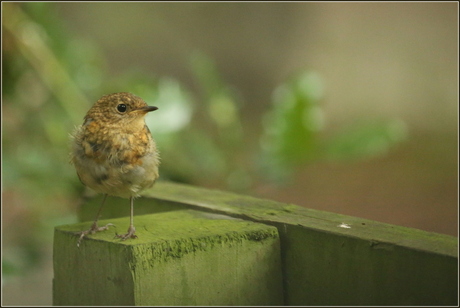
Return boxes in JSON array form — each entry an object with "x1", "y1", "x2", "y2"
[
  {"x1": 115, "y1": 226, "x2": 137, "y2": 241},
  {"x1": 76, "y1": 223, "x2": 115, "y2": 247}
]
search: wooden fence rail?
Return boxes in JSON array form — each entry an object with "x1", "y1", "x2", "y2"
[{"x1": 54, "y1": 181, "x2": 458, "y2": 306}]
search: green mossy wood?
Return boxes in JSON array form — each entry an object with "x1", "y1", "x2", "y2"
[
  {"x1": 53, "y1": 210, "x2": 283, "y2": 306},
  {"x1": 143, "y1": 182, "x2": 458, "y2": 305},
  {"x1": 71, "y1": 181, "x2": 457, "y2": 305}
]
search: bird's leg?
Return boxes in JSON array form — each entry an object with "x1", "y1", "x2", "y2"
[
  {"x1": 76, "y1": 194, "x2": 114, "y2": 247},
  {"x1": 115, "y1": 196, "x2": 138, "y2": 240}
]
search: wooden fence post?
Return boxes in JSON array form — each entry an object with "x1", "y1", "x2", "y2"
[{"x1": 53, "y1": 210, "x2": 283, "y2": 306}]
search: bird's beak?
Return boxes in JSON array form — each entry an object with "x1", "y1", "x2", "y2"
[
  {"x1": 136, "y1": 106, "x2": 158, "y2": 113},
  {"x1": 145, "y1": 106, "x2": 158, "y2": 112}
]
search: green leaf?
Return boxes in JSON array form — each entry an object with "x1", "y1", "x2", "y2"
[
  {"x1": 324, "y1": 118, "x2": 408, "y2": 161},
  {"x1": 259, "y1": 71, "x2": 324, "y2": 180}
]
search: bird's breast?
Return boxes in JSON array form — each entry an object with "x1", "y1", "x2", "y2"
[{"x1": 71, "y1": 124, "x2": 159, "y2": 198}]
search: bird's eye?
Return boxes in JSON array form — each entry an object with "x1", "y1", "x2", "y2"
[{"x1": 117, "y1": 104, "x2": 127, "y2": 113}]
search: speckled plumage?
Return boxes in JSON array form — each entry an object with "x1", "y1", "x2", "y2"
[{"x1": 70, "y1": 92, "x2": 160, "y2": 245}]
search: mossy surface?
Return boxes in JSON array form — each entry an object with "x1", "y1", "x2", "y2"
[
  {"x1": 54, "y1": 210, "x2": 283, "y2": 306},
  {"x1": 73, "y1": 181, "x2": 458, "y2": 305},
  {"x1": 141, "y1": 181, "x2": 457, "y2": 258},
  {"x1": 61, "y1": 210, "x2": 278, "y2": 252},
  {"x1": 138, "y1": 181, "x2": 458, "y2": 305}
]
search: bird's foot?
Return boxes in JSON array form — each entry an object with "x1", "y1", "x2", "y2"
[
  {"x1": 115, "y1": 225, "x2": 137, "y2": 241},
  {"x1": 76, "y1": 222, "x2": 115, "y2": 247}
]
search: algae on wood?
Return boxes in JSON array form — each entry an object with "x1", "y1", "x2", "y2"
[
  {"x1": 139, "y1": 181, "x2": 458, "y2": 306},
  {"x1": 75, "y1": 181, "x2": 458, "y2": 305},
  {"x1": 54, "y1": 210, "x2": 283, "y2": 306}
]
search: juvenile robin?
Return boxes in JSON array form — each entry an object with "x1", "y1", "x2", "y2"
[{"x1": 70, "y1": 92, "x2": 160, "y2": 247}]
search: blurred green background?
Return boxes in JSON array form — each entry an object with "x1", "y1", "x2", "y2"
[{"x1": 2, "y1": 2, "x2": 457, "y2": 305}]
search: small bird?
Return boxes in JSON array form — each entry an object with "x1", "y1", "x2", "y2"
[{"x1": 70, "y1": 92, "x2": 160, "y2": 247}]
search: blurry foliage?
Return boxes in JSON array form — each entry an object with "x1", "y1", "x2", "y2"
[
  {"x1": 259, "y1": 71, "x2": 408, "y2": 183},
  {"x1": 323, "y1": 118, "x2": 408, "y2": 161},
  {"x1": 2, "y1": 2, "x2": 408, "y2": 277},
  {"x1": 259, "y1": 72, "x2": 325, "y2": 181}
]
